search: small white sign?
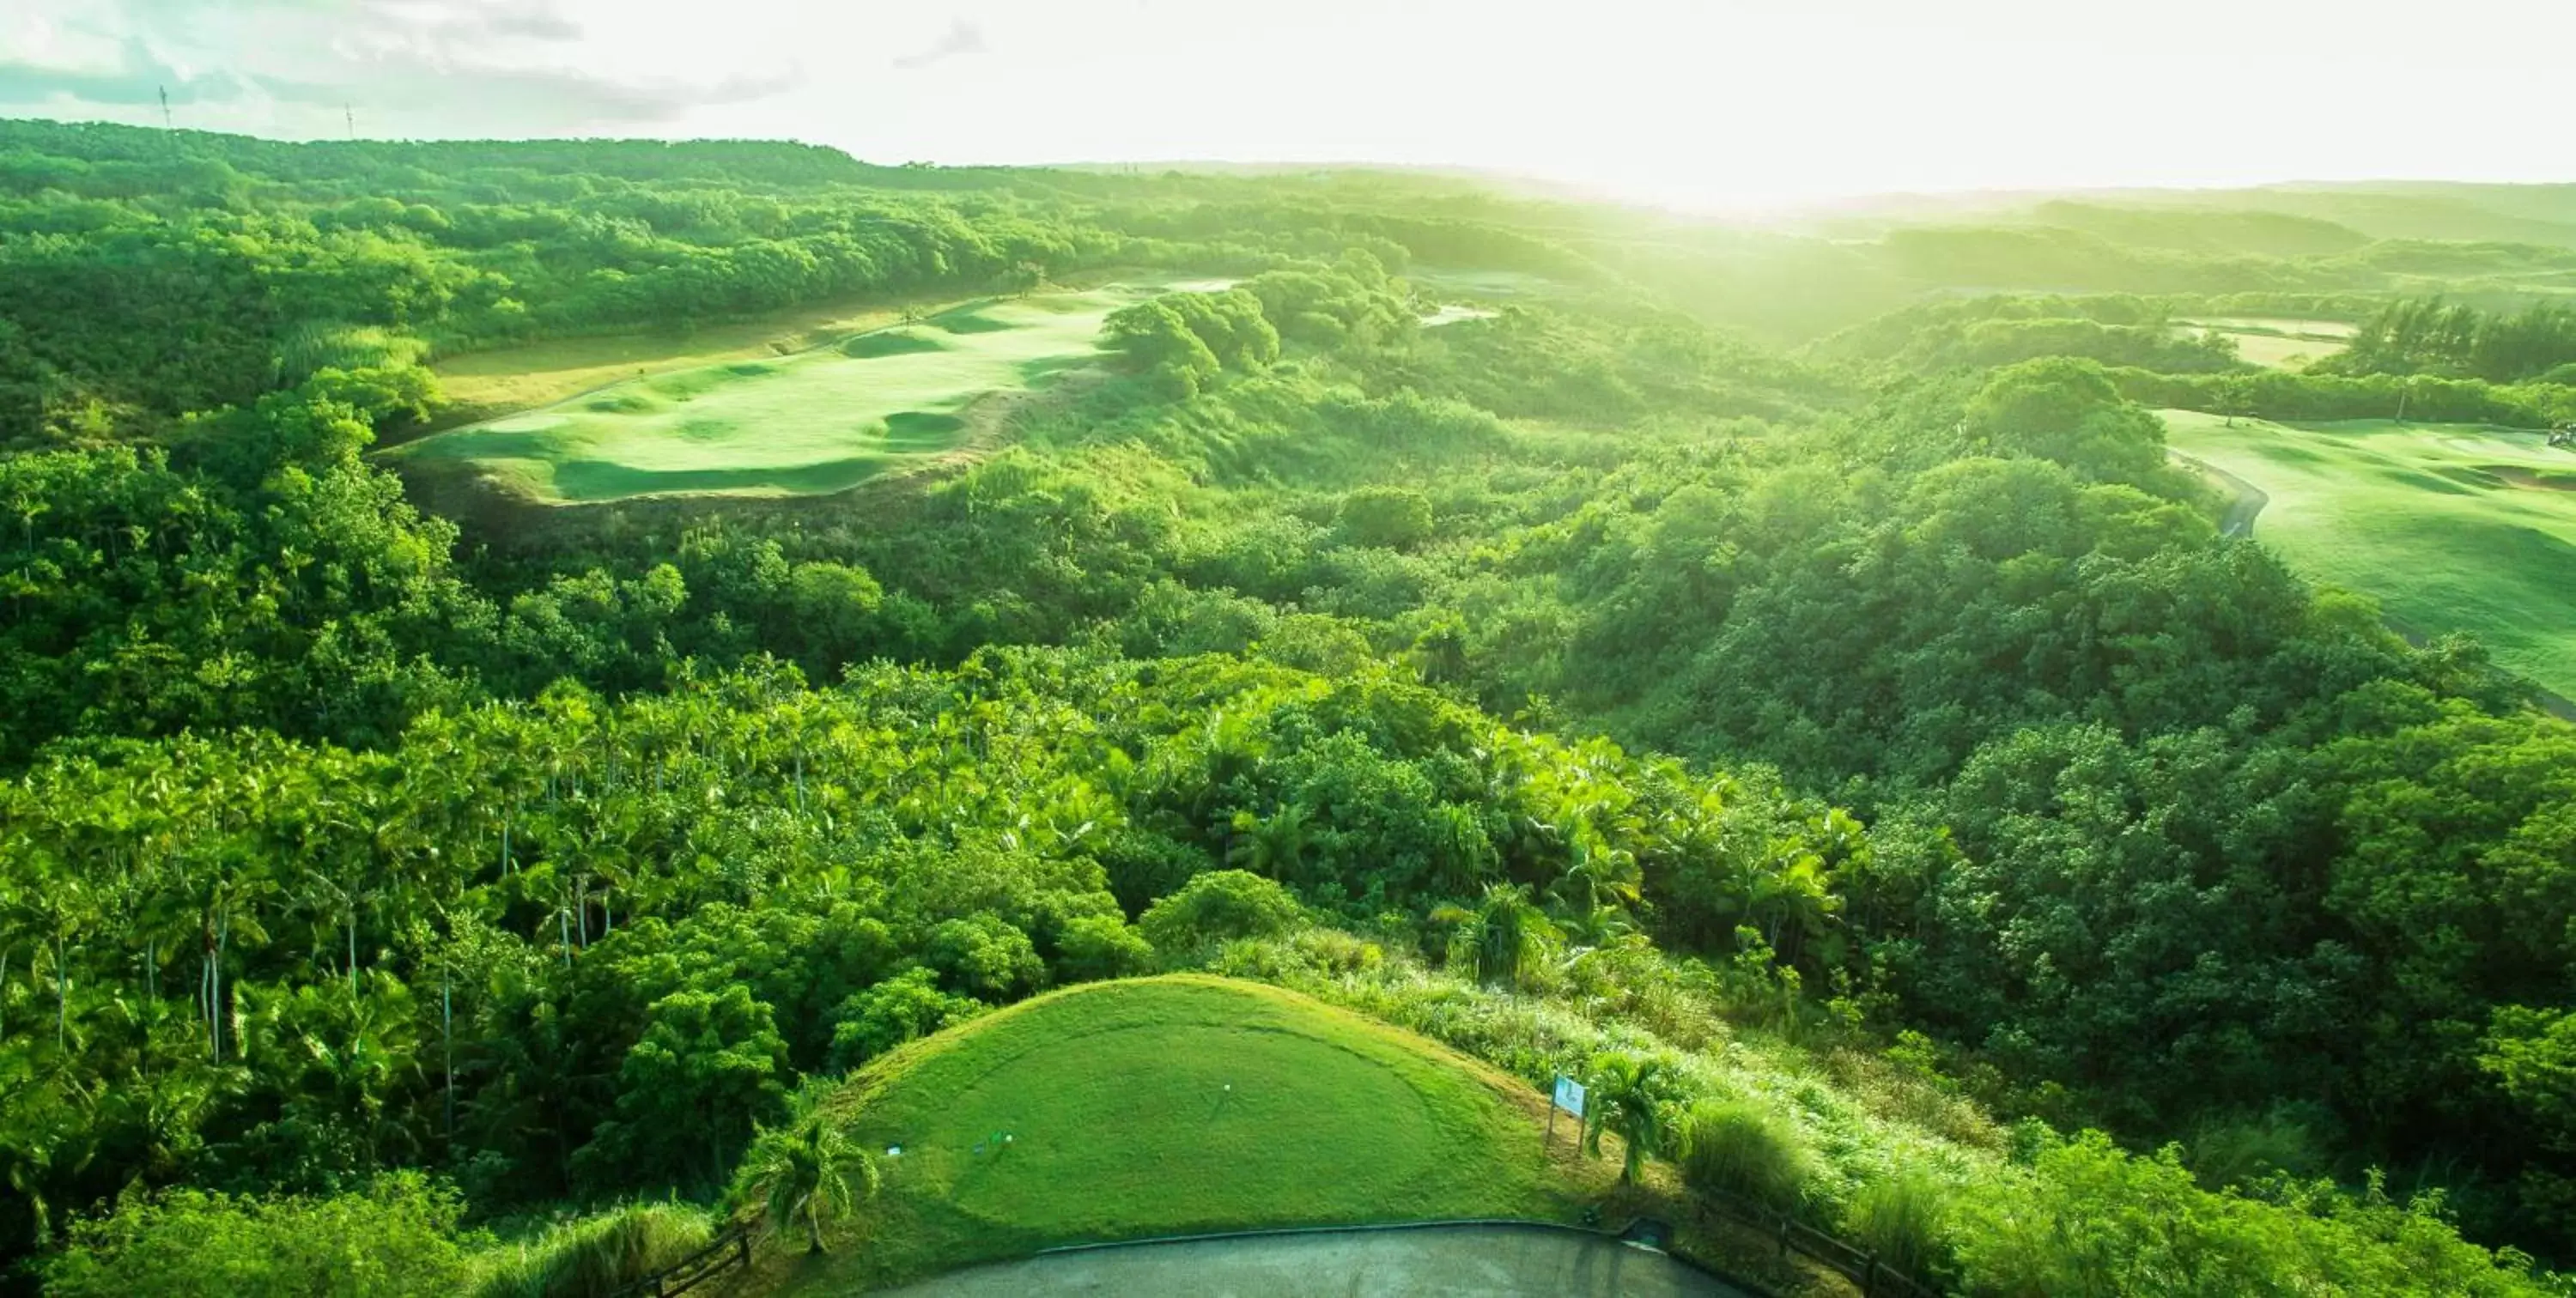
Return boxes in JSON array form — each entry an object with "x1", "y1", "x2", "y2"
[{"x1": 1552, "y1": 1075, "x2": 1587, "y2": 1118}]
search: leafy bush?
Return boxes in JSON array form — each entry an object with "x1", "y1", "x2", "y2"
[
  {"x1": 46, "y1": 1173, "x2": 470, "y2": 1298},
  {"x1": 1676, "y1": 1098, "x2": 1818, "y2": 1213},
  {"x1": 1338, "y1": 486, "x2": 1435, "y2": 549},
  {"x1": 467, "y1": 1202, "x2": 713, "y2": 1298},
  {"x1": 829, "y1": 968, "x2": 988, "y2": 1071},
  {"x1": 1844, "y1": 1168, "x2": 1954, "y2": 1281},
  {"x1": 1139, "y1": 869, "x2": 1304, "y2": 957},
  {"x1": 1953, "y1": 1132, "x2": 2547, "y2": 1297},
  {"x1": 1051, "y1": 913, "x2": 1156, "y2": 983}
]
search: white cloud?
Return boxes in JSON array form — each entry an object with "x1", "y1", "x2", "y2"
[{"x1": 3, "y1": 0, "x2": 2573, "y2": 204}]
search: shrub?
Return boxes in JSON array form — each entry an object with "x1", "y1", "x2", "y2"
[
  {"x1": 1051, "y1": 913, "x2": 1155, "y2": 983},
  {"x1": 829, "y1": 967, "x2": 987, "y2": 1070},
  {"x1": 2184, "y1": 1107, "x2": 2331, "y2": 1190},
  {"x1": 1139, "y1": 868, "x2": 1303, "y2": 956},
  {"x1": 1338, "y1": 485, "x2": 1435, "y2": 549},
  {"x1": 47, "y1": 1172, "x2": 470, "y2": 1298},
  {"x1": 467, "y1": 1201, "x2": 713, "y2": 1298},
  {"x1": 1677, "y1": 1098, "x2": 1818, "y2": 1213},
  {"x1": 1845, "y1": 1169, "x2": 1955, "y2": 1281}
]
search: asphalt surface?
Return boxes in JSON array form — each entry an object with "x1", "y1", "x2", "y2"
[{"x1": 872, "y1": 1223, "x2": 1754, "y2": 1297}]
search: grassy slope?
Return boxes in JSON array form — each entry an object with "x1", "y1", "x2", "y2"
[
  {"x1": 769, "y1": 975, "x2": 1607, "y2": 1293},
  {"x1": 2162, "y1": 409, "x2": 2576, "y2": 697},
  {"x1": 398, "y1": 284, "x2": 1182, "y2": 504}
]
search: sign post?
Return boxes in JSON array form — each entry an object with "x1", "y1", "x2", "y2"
[{"x1": 1547, "y1": 1074, "x2": 1587, "y2": 1149}]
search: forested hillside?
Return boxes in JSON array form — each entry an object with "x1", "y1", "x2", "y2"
[{"x1": 3, "y1": 120, "x2": 2574, "y2": 1296}]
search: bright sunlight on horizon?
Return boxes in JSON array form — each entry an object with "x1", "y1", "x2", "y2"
[{"x1": 3, "y1": 0, "x2": 2573, "y2": 209}]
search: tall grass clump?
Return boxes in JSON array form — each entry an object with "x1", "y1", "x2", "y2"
[
  {"x1": 468, "y1": 1202, "x2": 714, "y2": 1298},
  {"x1": 279, "y1": 321, "x2": 427, "y2": 382},
  {"x1": 1844, "y1": 1168, "x2": 1954, "y2": 1281},
  {"x1": 1678, "y1": 1097, "x2": 1818, "y2": 1213}
]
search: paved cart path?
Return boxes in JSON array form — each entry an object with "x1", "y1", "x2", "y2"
[{"x1": 872, "y1": 1222, "x2": 1755, "y2": 1298}]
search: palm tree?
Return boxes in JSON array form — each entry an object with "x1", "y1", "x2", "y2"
[
  {"x1": 2, "y1": 839, "x2": 93, "y2": 1053},
  {"x1": 735, "y1": 1088, "x2": 879, "y2": 1255},
  {"x1": 1432, "y1": 883, "x2": 1553, "y2": 989},
  {"x1": 1584, "y1": 1052, "x2": 1680, "y2": 1185},
  {"x1": 1552, "y1": 816, "x2": 1641, "y2": 920},
  {"x1": 1225, "y1": 802, "x2": 1311, "y2": 882}
]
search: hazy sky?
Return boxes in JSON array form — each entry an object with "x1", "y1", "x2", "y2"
[{"x1": 5, "y1": 0, "x2": 2573, "y2": 208}]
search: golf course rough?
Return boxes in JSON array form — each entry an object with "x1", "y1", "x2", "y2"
[
  {"x1": 792, "y1": 975, "x2": 1588, "y2": 1291},
  {"x1": 391, "y1": 284, "x2": 1174, "y2": 504},
  {"x1": 2162, "y1": 409, "x2": 2576, "y2": 699}
]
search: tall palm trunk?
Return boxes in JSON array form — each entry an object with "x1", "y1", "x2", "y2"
[
  {"x1": 52, "y1": 936, "x2": 68, "y2": 1051},
  {"x1": 214, "y1": 912, "x2": 229, "y2": 1062},
  {"x1": 201, "y1": 949, "x2": 216, "y2": 1058},
  {"x1": 441, "y1": 964, "x2": 455, "y2": 1138}
]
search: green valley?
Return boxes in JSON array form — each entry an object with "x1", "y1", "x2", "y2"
[{"x1": 5, "y1": 78, "x2": 2576, "y2": 1298}]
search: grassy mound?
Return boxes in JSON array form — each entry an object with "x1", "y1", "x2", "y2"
[
  {"x1": 2165, "y1": 409, "x2": 2576, "y2": 698},
  {"x1": 781, "y1": 976, "x2": 1591, "y2": 1291}
]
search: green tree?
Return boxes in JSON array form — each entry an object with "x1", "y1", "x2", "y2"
[
  {"x1": 1139, "y1": 870, "x2": 1303, "y2": 955},
  {"x1": 578, "y1": 985, "x2": 790, "y2": 1192},
  {"x1": 1434, "y1": 883, "x2": 1553, "y2": 989},
  {"x1": 732, "y1": 1084, "x2": 879, "y2": 1255},
  {"x1": 1583, "y1": 1052, "x2": 1680, "y2": 1185}
]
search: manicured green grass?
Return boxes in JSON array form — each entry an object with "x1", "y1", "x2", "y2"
[
  {"x1": 393, "y1": 285, "x2": 1172, "y2": 503},
  {"x1": 776, "y1": 976, "x2": 1595, "y2": 1292},
  {"x1": 2163, "y1": 409, "x2": 2576, "y2": 697},
  {"x1": 2176, "y1": 317, "x2": 2354, "y2": 370},
  {"x1": 429, "y1": 295, "x2": 942, "y2": 415}
]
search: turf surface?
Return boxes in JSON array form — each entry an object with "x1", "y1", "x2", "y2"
[
  {"x1": 429, "y1": 294, "x2": 948, "y2": 416},
  {"x1": 2176, "y1": 316, "x2": 2354, "y2": 370},
  {"x1": 778, "y1": 976, "x2": 1592, "y2": 1292},
  {"x1": 395, "y1": 285, "x2": 1173, "y2": 503},
  {"x1": 2163, "y1": 409, "x2": 2576, "y2": 698}
]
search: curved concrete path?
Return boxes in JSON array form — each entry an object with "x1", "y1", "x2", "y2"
[
  {"x1": 874, "y1": 1223, "x2": 1753, "y2": 1297},
  {"x1": 2169, "y1": 449, "x2": 2270, "y2": 537}
]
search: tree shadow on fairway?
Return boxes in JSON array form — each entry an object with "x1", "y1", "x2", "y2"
[
  {"x1": 2249, "y1": 440, "x2": 2326, "y2": 467},
  {"x1": 1016, "y1": 355, "x2": 1098, "y2": 388},
  {"x1": 931, "y1": 308, "x2": 1013, "y2": 334},
  {"x1": 843, "y1": 330, "x2": 950, "y2": 359},
  {"x1": 883, "y1": 411, "x2": 967, "y2": 452},
  {"x1": 550, "y1": 454, "x2": 896, "y2": 500},
  {"x1": 2375, "y1": 467, "x2": 2477, "y2": 495},
  {"x1": 395, "y1": 428, "x2": 571, "y2": 464}
]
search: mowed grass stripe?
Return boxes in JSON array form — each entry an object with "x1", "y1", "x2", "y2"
[
  {"x1": 780, "y1": 976, "x2": 1595, "y2": 1292},
  {"x1": 393, "y1": 285, "x2": 1171, "y2": 503},
  {"x1": 2163, "y1": 409, "x2": 2576, "y2": 698}
]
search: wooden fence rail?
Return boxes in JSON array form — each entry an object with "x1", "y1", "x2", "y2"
[
  {"x1": 1693, "y1": 1190, "x2": 1942, "y2": 1298},
  {"x1": 611, "y1": 1223, "x2": 755, "y2": 1298}
]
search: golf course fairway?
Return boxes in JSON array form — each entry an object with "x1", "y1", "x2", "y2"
[
  {"x1": 391, "y1": 285, "x2": 1176, "y2": 504},
  {"x1": 2163, "y1": 409, "x2": 2576, "y2": 699},
  {"x1": 776, "y1": 975, "x2": 1598, "y2": 1292}
]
